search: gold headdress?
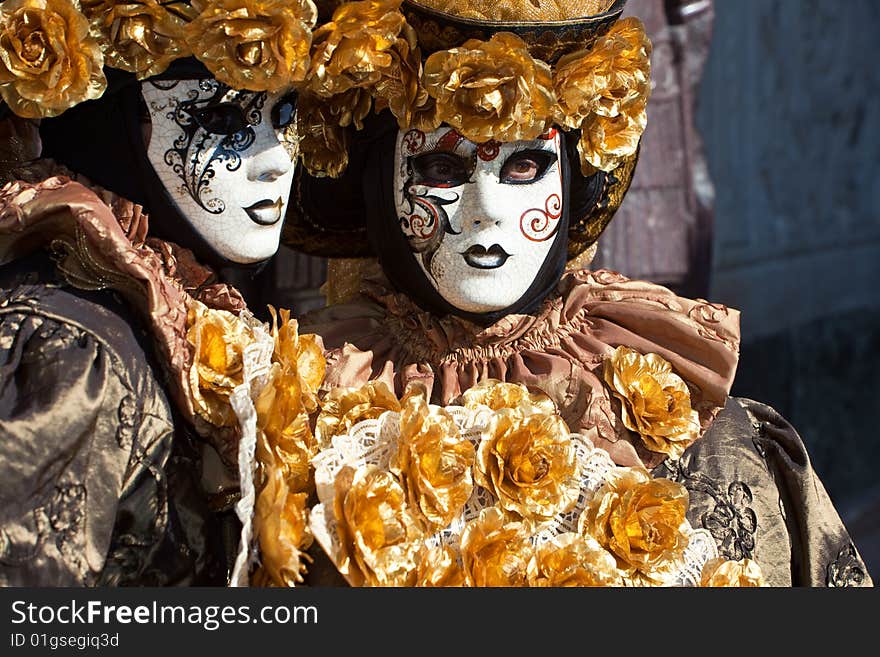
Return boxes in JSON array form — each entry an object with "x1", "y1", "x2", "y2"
[
  {"x1": 0, "y1": 0, "x2": 319, "y2": 119},
  {"x1": 285, "y1": 0, "x2": 651, "y2": 260}
]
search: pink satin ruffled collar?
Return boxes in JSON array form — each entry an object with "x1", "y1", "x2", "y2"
[{"x1": 304, "y1": 265, "x2": 741, "y2": 469}]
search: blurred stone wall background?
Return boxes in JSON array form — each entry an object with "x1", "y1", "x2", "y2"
[
  {"x1": 592, "y1": 0, "x2": 715, "y2": 299},
  {"x1": 697, "y1": 0, "x2": 880, "y2": 578}
]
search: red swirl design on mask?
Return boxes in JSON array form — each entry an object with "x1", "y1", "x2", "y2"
[
  {"x1": 407, "y1": 197, "x2": 439, "y2": 239},
  {"x1": 520, "y1": 193, "x2": 562, "y2": 242},
  {"x1": 477, "y1": 140, "x2": 501, "y2": 161},
  {"x1": 538, "y1": 128, "x2": 558, "y2": 140},
  {"x1": 403, "y1": 129, "x2": 426, "y2": 154}
]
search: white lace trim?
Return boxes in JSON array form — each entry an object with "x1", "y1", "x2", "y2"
[
  {"x1": 310, "y1": 405, "x2": 719, "y2": 587},
  {"x1": 228, "y1": 311, "x2": 274, "y2": 588}
]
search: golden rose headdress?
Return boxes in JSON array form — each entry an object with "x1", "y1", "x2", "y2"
[
  {"x1": 283, "y1": 0, "x2": 650, "y2": 260},
  {"x1": 296, "y1": 0, "x2": 649, "y2": 178},
  {"x1": 0, "y1": 0, "x2": 320, "y2": 119}
]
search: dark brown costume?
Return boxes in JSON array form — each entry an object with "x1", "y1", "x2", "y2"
[{"x1": 0, "y1": 175, "x2": 243, "y2": 586}]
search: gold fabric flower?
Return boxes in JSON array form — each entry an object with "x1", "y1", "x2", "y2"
[
  {"x1": 553, "y1": 17, "x2": 651, "y2": 174},
  {"x1": 316, "y1": 380, "x2": 401, "y2": 448},
  {"x1": 255, "y1": 364, "x2": 314, "y2": 492},
  {"x1": 255, "y1": 307, "x2": 324, "y2": 492},
  {"x1": 415, "y1": 544, "x2": 464, "y2": 587},
  {"x1": 700, "y1": 558, "x2": 768, "y2": 588},
  {"x1": 579, "y1": 467, "x2": 689, "y2": 585},
  {"x1": 371, "y1": 23, "x2": 437, "y2": 131},
  {"x1": 295, "y1": 90, "x2": 355, "y2": 178},
  {"x1": 81, "y1": 0, "x2": 196, "y2": 79},
  {"x1": 460, "y1": 379, "x2": 556, "y2": 415},
  {"x1": 253, "y1": 463, "x2": 312, "y2": 586},
  {"x1": 475, "y1": 408, "x2": 579, "y2": 521},
  {"x1": 0, "y1": 0, "x2": 106, "y2": 119},
  {"x1": 554, "y1": 18, "x2": 651, "y2": 129},
  {"x1": 186, "y1": 0, "x2": 317, "y2": 92},
  {"x1": 423, "y1": 32, "x2": 555, "y2": 143},
  {"x1": 307, "y1": 0, "x2": 406, "y2": 98},
  {"x1": 393, "y1": 394, "x2": 474, "y2": 531},
  {"x1": 185, "y1": 301, "x2": 253, "y2": 428},
  {"x1": 269, "y1": 306, "x2": 324, "y2": 413},
  {"x1": 577, "y1": 109, "x2": 646, "y2": 174},
  {"x1": 334, "y1": 465, "x2": 425, "y2": 586},
  {"x1": 460, "y1": 507, "x2": 536, "y2": 587},
  {"x1": 604, "y1": 346, "x2": 700, "y2": 459},
  {"x1": 529, "y1": 533, "x2": 623, "y2": 587}
]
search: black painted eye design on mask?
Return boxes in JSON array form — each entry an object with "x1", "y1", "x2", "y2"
[
  {"x1": 187, "y1": 102, "x2": 249, "y2": 136},
  {"x1": 156, "y1": 78, "x2": 267, "y2": 215},
  {"x1": 499, "y1": 149, "x2": 557, "y2": 184}
]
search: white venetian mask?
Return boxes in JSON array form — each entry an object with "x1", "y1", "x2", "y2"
[
  {"x1": 141, "y1": 78, "x2": 298, "y2": 264},
  {"x1": 393, "y1": 126, "x2": 564, "y2": 313}
]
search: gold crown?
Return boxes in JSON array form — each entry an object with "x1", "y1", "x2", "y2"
[
  {"x1": 0, "y1": 0, "x2": 319, "y2": 119},
  {"x1": 296, "y1": 0, "x2": 651, "y2": 179}
]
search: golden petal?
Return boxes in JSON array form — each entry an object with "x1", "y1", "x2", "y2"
[
  {"x1": 701, "y1": 558, "x2": 768, "y2": 587},
  {"x1": 416, "y1": 545, "x2": 464, "y2": 587},
  {"x1": 0, "y1": 0, "x2": 107, "y2": 118},
  {"x1": 460, "y1": 507, "x2": 535, "y2": 587},
  {"x1": 530, "y1": 533, "x2": 623, "y2": 587}
]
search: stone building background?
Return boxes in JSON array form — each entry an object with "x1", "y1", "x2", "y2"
[{"x1": 696, "y1": 0, "x2": 880, "y2": 580}]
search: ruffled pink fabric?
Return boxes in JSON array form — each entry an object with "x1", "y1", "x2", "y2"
[
  {"x1": 303, "y1": 266, "x2": 741, "y2": 468},
  {"x1": 0, "y1": 175, "x2": 246, "y2": 464}
]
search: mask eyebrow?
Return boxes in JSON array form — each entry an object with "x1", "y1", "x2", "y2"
[
  {"x1": 422, "y1": 129, "x2": 477, "y2": 158},
  {"x1": 510, "y1": 139, "x2": 557, "y2": 152}
]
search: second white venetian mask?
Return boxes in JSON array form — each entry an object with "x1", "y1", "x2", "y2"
[
  {"x1": 141, "y1": 78, "x2": 298, "y2": 264},
  {"x1": 393, "y1": 126, "x2": 564, "y2": 313}
]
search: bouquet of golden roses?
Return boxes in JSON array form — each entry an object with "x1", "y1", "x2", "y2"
[{"x1": 307, "y1": 380, "x2": 763, "y2": 587}]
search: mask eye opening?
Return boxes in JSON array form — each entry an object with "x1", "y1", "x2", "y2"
[
  {"x1": 499, "y1": 149, "x2": 557, "y2": 185},
  {"x1": 410, "y1": 151, "x2": 471, "y2": 187},
  {"x1": 187, "y1": 102, "x2": 249, "y2": 136},
  {"x1": 271, "y1": 92, "x2": 298, "y2": 130}
]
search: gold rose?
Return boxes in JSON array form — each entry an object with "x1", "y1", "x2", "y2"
[
  {"x1": 579, "y1": 466, "x2": 689, "y2": 586},
  {"x1": 553, "y1": 17, "x2": 652, "y2": 175},
  {"x1": 0, "y1": 0, "x2": 107, "y2": 119},
  {"x1": 186, "y1": 0, "x2": 318, "y2": 92},
  {"x1": 475, "y1": 407, "x2": 580, "y2": 521},
  {"x1": 81, "y1": 0, "x2": 198, "y2": 79},
  {"x1": 422, "y1": 31, "x2": 556, "y2": 144},
  {"x1": 604, "y1": 345, "x2": 701, "y2": 458}
]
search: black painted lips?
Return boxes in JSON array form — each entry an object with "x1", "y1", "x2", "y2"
[
  {"x1": 243, "y1": 197, "x2": 282, "y2": 226},
  {"x1": 461, "y1": 244, "x2": 510, "y2": 269}
]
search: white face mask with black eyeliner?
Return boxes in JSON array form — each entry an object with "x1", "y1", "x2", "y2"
[
  {"x1": 141, "y1": 78, "x2": 298, "y2": 264},
  {"x1": 393, "y1": 126, "x2": 564, "y2": 313}
]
